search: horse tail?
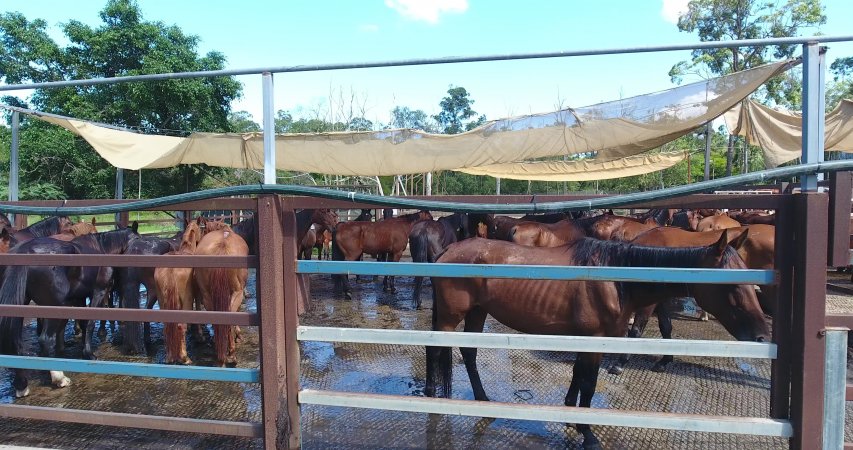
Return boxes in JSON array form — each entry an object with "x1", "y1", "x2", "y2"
[
  {"x1": 208, "y1": 268, "x2": 234, "y2": 367},
  {"x1": 157, "y1": 269, "x2": 181, "y2": 363},
  {"x1": 409, "y1": 232, "x2": 429, "y2": 307},
  {"x1": 427, "y1": 278, "x2": 452, "y2": 398},
  {"x1": 0, "y1": 265, "x2": 28, "y2": 355}
]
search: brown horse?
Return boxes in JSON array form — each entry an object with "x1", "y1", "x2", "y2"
[
  {"x1": 47, "y1": 218, "x2": 99, "y2": 241},
  {"x1": 488, "y1": 215, "x2": 525, "y2": 241},
  {"x1": 409, "y1": 212, "x2": 470, "y2": 308},
  {"x1": 156, "y1": 218, "x2": 205, "y2": 365},
  {"x1": 11, "y1": 216, "x2": 73, "y2": 244},
  {"x1": 0, "y1": 228, "x2": 12, "y2": 253},
  {"x1": 729, "y1": 210, "x2": 776, "y2": 225},
  {"x1": 299, "y1": 228, "x2": 317, "y2": 260},
  {"x1": 696, "y1": 213, "x2": 741, "y2": 231},
  {"x1": 425, "y1": 234, "x2": 768, "y2": 450},
  {"x1": 192, "y1": 224, "x2": 249, "y2": 367},
  {"x1": 509, "y1": 219, "x2": 586, "y2": 247},
  {"x1": 670, "y1": 209, "x2": 701, "y2": 231},
  {"x1": 607, "y1": 224, "x2": 776, "y2": 374},
  {"x1": 588, "y1": 215, "x2": 659, "y2": 241},
  {"x1": 333, "y1": 210, "x2": 433, "y2": 298}
]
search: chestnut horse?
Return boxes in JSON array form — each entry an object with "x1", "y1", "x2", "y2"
[
  {"x1": 192, "y1": 224, "x2": 249, "y2": 367},
  {"x1": 426, "y1": 234, "x2": 768, "y2": 450},
  {"x1": 333, "y1": 210, "x2": 433, "y2": 298},
  {"x1": 588, "y1": 214, "x2": 659, "y2": 241},
  {"x1": 607, "y1": 224, "x2": 775, "y2": 374},
  {"x1": 409, "y1": 212, "x2": 470, "y2": 308},
  {"x1": 156, "y1": 218, "x2": 205, "y2": 365},
  {"x1": 696, "y1": 213, "x2": 741, "y2": 231},
  {"x1": 509, "y1": 219, "x2": 586, "y2": 247},
  {"x1": 48, "y1": 218, "x2": 99, "y2": 241},
  {"x1": 299, "y1": 228, "x2": 317, "y2": 260}
]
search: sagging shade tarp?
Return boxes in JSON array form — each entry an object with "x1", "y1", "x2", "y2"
[
  {"x1": 459, "y1": 151, "x2": 687, "y2": 181},
  {"x1": 724, "y1": 98, "x2": 853, "y2": 168},
  {"x1": 23, "y1": 60, "x2": 792, "y2": 177}
]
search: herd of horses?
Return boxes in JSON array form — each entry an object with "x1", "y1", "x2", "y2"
[{"x1": 0, "y1": 205, "x2": 776, "y2": 449}]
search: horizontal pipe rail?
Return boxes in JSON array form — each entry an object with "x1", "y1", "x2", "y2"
[
  {"x1": 0, "y1": 254, "x2": 258, "y2": 268},
  {"x1": 1, "y1": 160, "x2": 852, "y2": 215},
  {"x1": 0, "y1": 355, "x2": 259, "y2": 383},
  {"x1": 297, "y1": 261, "x2": 777, "y2": 285},
  {"x1": 298, "y1": 389, "x2": 793, "y2": 438},
  {"x1": 0, "y1": 35, "x2": 849, "y2": 92},
  {"x1": 0, "y1": 305, "x2": 258, "y2": 326},
  {"x1": 0, "y1": 404, "x2": 262, "y2": 438},
  {"x1": 825, "y1": 314, "x2": 853, "y2": 329},
  {"x1": 297, "y1": 327, "x2": 777, "y2": 359}
]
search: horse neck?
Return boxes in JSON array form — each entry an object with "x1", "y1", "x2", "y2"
[
  {"x1": 25, "y1": 217, "x2": 62, "y2": 237},
  {"x1": 438, "y1": 216, "x2": 461, "y2": 241},
  {"x1": 295, "y1": 210, "x2": 314, "y2": 238},
  {"x1": 574, "y1": 238, "x2": 720, "y2": 269}
]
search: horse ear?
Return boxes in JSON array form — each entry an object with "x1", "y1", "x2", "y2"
[
  {"x1": 130, "y1": 221, "x2": 139, "y2": 233},
  {"x1": 713, "y1": 229, "x2": 729, "y2": 256},
  {"x1": 91, "y1": 217, "x2": 97, "y2": 225},
  {"x1": 730, "y1": 229, "x2": 750, "y2": 250},
  {"x1": 0, "y1": 227, "x2": 8, "y2": 239}
]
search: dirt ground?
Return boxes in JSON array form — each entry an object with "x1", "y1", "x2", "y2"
[{"x1": 0, "y1": 266, "x2": 849, "y2": 449}]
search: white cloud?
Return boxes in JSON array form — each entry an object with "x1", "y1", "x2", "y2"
[
  {"x1": 359, "y1": 24, "x2": 380, "y2": 33},
  {"x1": 661, "y1": 0, "x2": 690, "y2": 24},
  {"x1": 385, "y1": 0, "x2": 468, "y2": 24}
]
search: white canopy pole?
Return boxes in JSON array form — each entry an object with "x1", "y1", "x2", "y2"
[{"x1": 262, "y1": 72, "x2": 276, "y2": 184}]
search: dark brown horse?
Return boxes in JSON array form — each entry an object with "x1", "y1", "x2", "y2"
[
  {"x1": 409, "y1": 212, "x2": 470, "y2": 308},
  {"x1": 488, "y1": 215, "x2": 526, "y2": 241},
  {"x1": 607, "y1": 225, "x2": 775, "y2": 374},
  {"x1": 333, "y1": 210, "x2": 433, "y2": 298},
  {"x1": 519, "y1": 212, "x2": 569, "y2": 223},
  {"x1": 670, "y1": 209, "x2": 701, "y2": 231},
  {"x1": 729, "y1": 210, "x2": 776, "y2": 225},
  {"x1": 425, "y1": 234, "x2": 768, "y2": 450},
  {"x1": 11, "y1": 216, "x2": 73, "y2": 244},
  {"x1": 0, "y1": 224, "x2": 140, "y2": 397},
  {"x1": 509, "y1": 219, "x2": 586, "y2": 247}
]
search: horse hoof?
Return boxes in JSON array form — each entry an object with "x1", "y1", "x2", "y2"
[
  {"x1": 583, "y1": 441, "x2": 602, "y2": 450},
  {"x1": 82, "y1": 352, "x2": 95, "y2": 361},
  {"x1": 699, "y1": 312, "x2": 709, "y2": 321},
  {"x1": 344, "y1": 292, "x2": 352, "y2": 300},
  {"x1": 389, "y1": 287, "x2": 397, "y2": 294},
  {"x1": 15, "y1": 387, "x2": 30, "y2": 398},
  {"x1": 50, "y1": 371, "x2": 71, "y2": 388},
  {"x1": 608, "y1": 365, "x2": 624, "y2": 376}
]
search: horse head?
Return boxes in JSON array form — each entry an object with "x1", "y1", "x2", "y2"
[
  {"x1": 695, "y1": 230, "x2": 770, "y2": 343},
  {"x1": 312, "y1": 209, "x2": 339, "y2": 231},
  {"x1": 0, "y1": 227, "x2": 11, "y2": 253}
]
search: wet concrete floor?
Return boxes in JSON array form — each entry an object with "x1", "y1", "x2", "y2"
[{"x1": 0, "y1": 268, "x2": 849, "y2": 449}]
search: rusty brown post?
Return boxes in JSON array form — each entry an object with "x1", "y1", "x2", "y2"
[
  {"x1": 14, "y1": 214, "x2": 27, "y2": 229},
  {"x1": 827, "y1": 171, "x2": 852, "y2": 268},
  {"x1": 771, "y1": 198, "x2": 793, "y2": 419},
  {"x1": 789, "y1": 192, "x2": 828, "y2": 450},
  {"x1": 280, "y1": 197, "x2": 302, "y2": 447},
  {"x1": 257, "y1": 195, "x2": 298, "y2": 449}
]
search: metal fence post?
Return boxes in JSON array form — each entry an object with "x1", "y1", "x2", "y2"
[
  {"x1": 257, "y1": 194, "x2": 299, "y2": 449},
  {"x1": 9, "y1": 111, "x2": 19, "y2": 224},
  {"x1": 789, "y1": 192, "x2": 829, "y2": 450},
  {"x1": 822, "y1": 327, "x2": 847, "y2": 449}
]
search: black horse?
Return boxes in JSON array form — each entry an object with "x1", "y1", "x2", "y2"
[
  {"x1": 0, "y1": 224, "x2": 139, "y2": 398},
  {"x1": 408, "y1": 212, "x2": 470, "y2": 308}
]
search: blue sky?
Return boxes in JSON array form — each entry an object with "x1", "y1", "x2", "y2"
[{"x1": 5, "y1": 1, "x2": 853, "y2": 130}]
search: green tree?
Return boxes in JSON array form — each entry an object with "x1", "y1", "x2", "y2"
[
  {"x1": 0, "y1": 0, "x2": 243, "y2": 199},
  {"x1": 670, "y1": 0, "x2": 825, "y2": 177},
  {"x1": 433, "y1": 86, "x2": 484, "y2": 135},
  {"x1": 828, "y1": 56, "x2": 853, "y2": 110},
  {"x1": 228, "y1": 111, "x2": 261, "y2": 132},
  {"x1": 389, "y1": 106, "x2": 435, "y2": 131}
]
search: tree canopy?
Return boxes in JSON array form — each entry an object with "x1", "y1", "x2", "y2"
[{"x1": 0, "y1": 0, "x2": 242, "y2": 199}]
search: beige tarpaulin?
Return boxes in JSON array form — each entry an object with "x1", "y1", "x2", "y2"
[
  {"x1": 17, "y1": 60, "x2": 792, "y2": 177},
  {"x1": 458, "y1": 151, "x2": 687, "y2": 181},
  {"x1": 724, "y1": 98, "x2": 853, "y2": 168}
]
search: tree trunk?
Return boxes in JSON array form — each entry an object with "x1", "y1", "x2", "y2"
[{"x1": 725, "y1": 134, "x2": 735, "y2": 177}]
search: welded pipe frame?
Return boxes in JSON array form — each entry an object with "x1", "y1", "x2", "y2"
[
  {"x1": 822, "y1": 327, "x2": 848, "y2": 449},
  {"x1": 297, "y1": 326, "x2": 777, "y2": 359}
]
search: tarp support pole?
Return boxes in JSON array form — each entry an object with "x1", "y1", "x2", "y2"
[
  {"x1": 496, "y1": 177, "x2": 501, "y2": 195},
  {"x1": 115, "y1": 168, "x2": 124, "y2": 225},
  {"x1": 704, "y1": 123, "x2": 712, "y2": 181},
  {"x1": 801, "y1": 43, "x2": 825, "y2": 192},
  {"x1": 262, "y1": 72, "x2": 276, "y2": 185},
  {"x1": 9, "y1": 111, "x2": 19, "y2": 224}
]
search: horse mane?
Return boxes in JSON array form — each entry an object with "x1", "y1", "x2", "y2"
[
  {"x1": 24, "y1": 216, "x2": 68, "y2": 237},
  {"x1": 572, "y1": 237, "x2": 739, "y2": 268},
  {"x1": 83, "y1": 228, "x2": 137, "y2": 254}
]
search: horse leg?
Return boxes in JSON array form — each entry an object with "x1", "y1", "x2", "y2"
[
  {"x1": 4, "y1": 317, "x2": 31, "y2": 398},
  {"x1": 566, "y1": 353, "x2": 603, "y2": 450},
  {"x1": 54, "y1": 319, "x2": 69, "y2": 354},
  {"x1": 609, "y1": 305, "x2": 654, "y2": 375},
  {"x1": 385, "y1": 252, "x2": 402, "y2": 294},
  {"x1": 143, "y1": 289, "x2": 158, "y2": 344},
  {"x1": 651, "y1": 306, "x2": 675, "y2": 372},
  {"x1": 460, "y1": 308, "x2": 489, "y2": 401},
  {"x1": 83, "y1": 286, "x2": 111, "y2": 360},
  {"x1": 43, "y1": 319, "x2": 72, "y2": 389}
]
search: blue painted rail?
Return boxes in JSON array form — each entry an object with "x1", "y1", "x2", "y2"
[
  {"x1": 297, "y1": 261, "x2": 776, "y2": 285},
  {"x1": 0, "y1": 355, "x2": 259, "y2": 383}
]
